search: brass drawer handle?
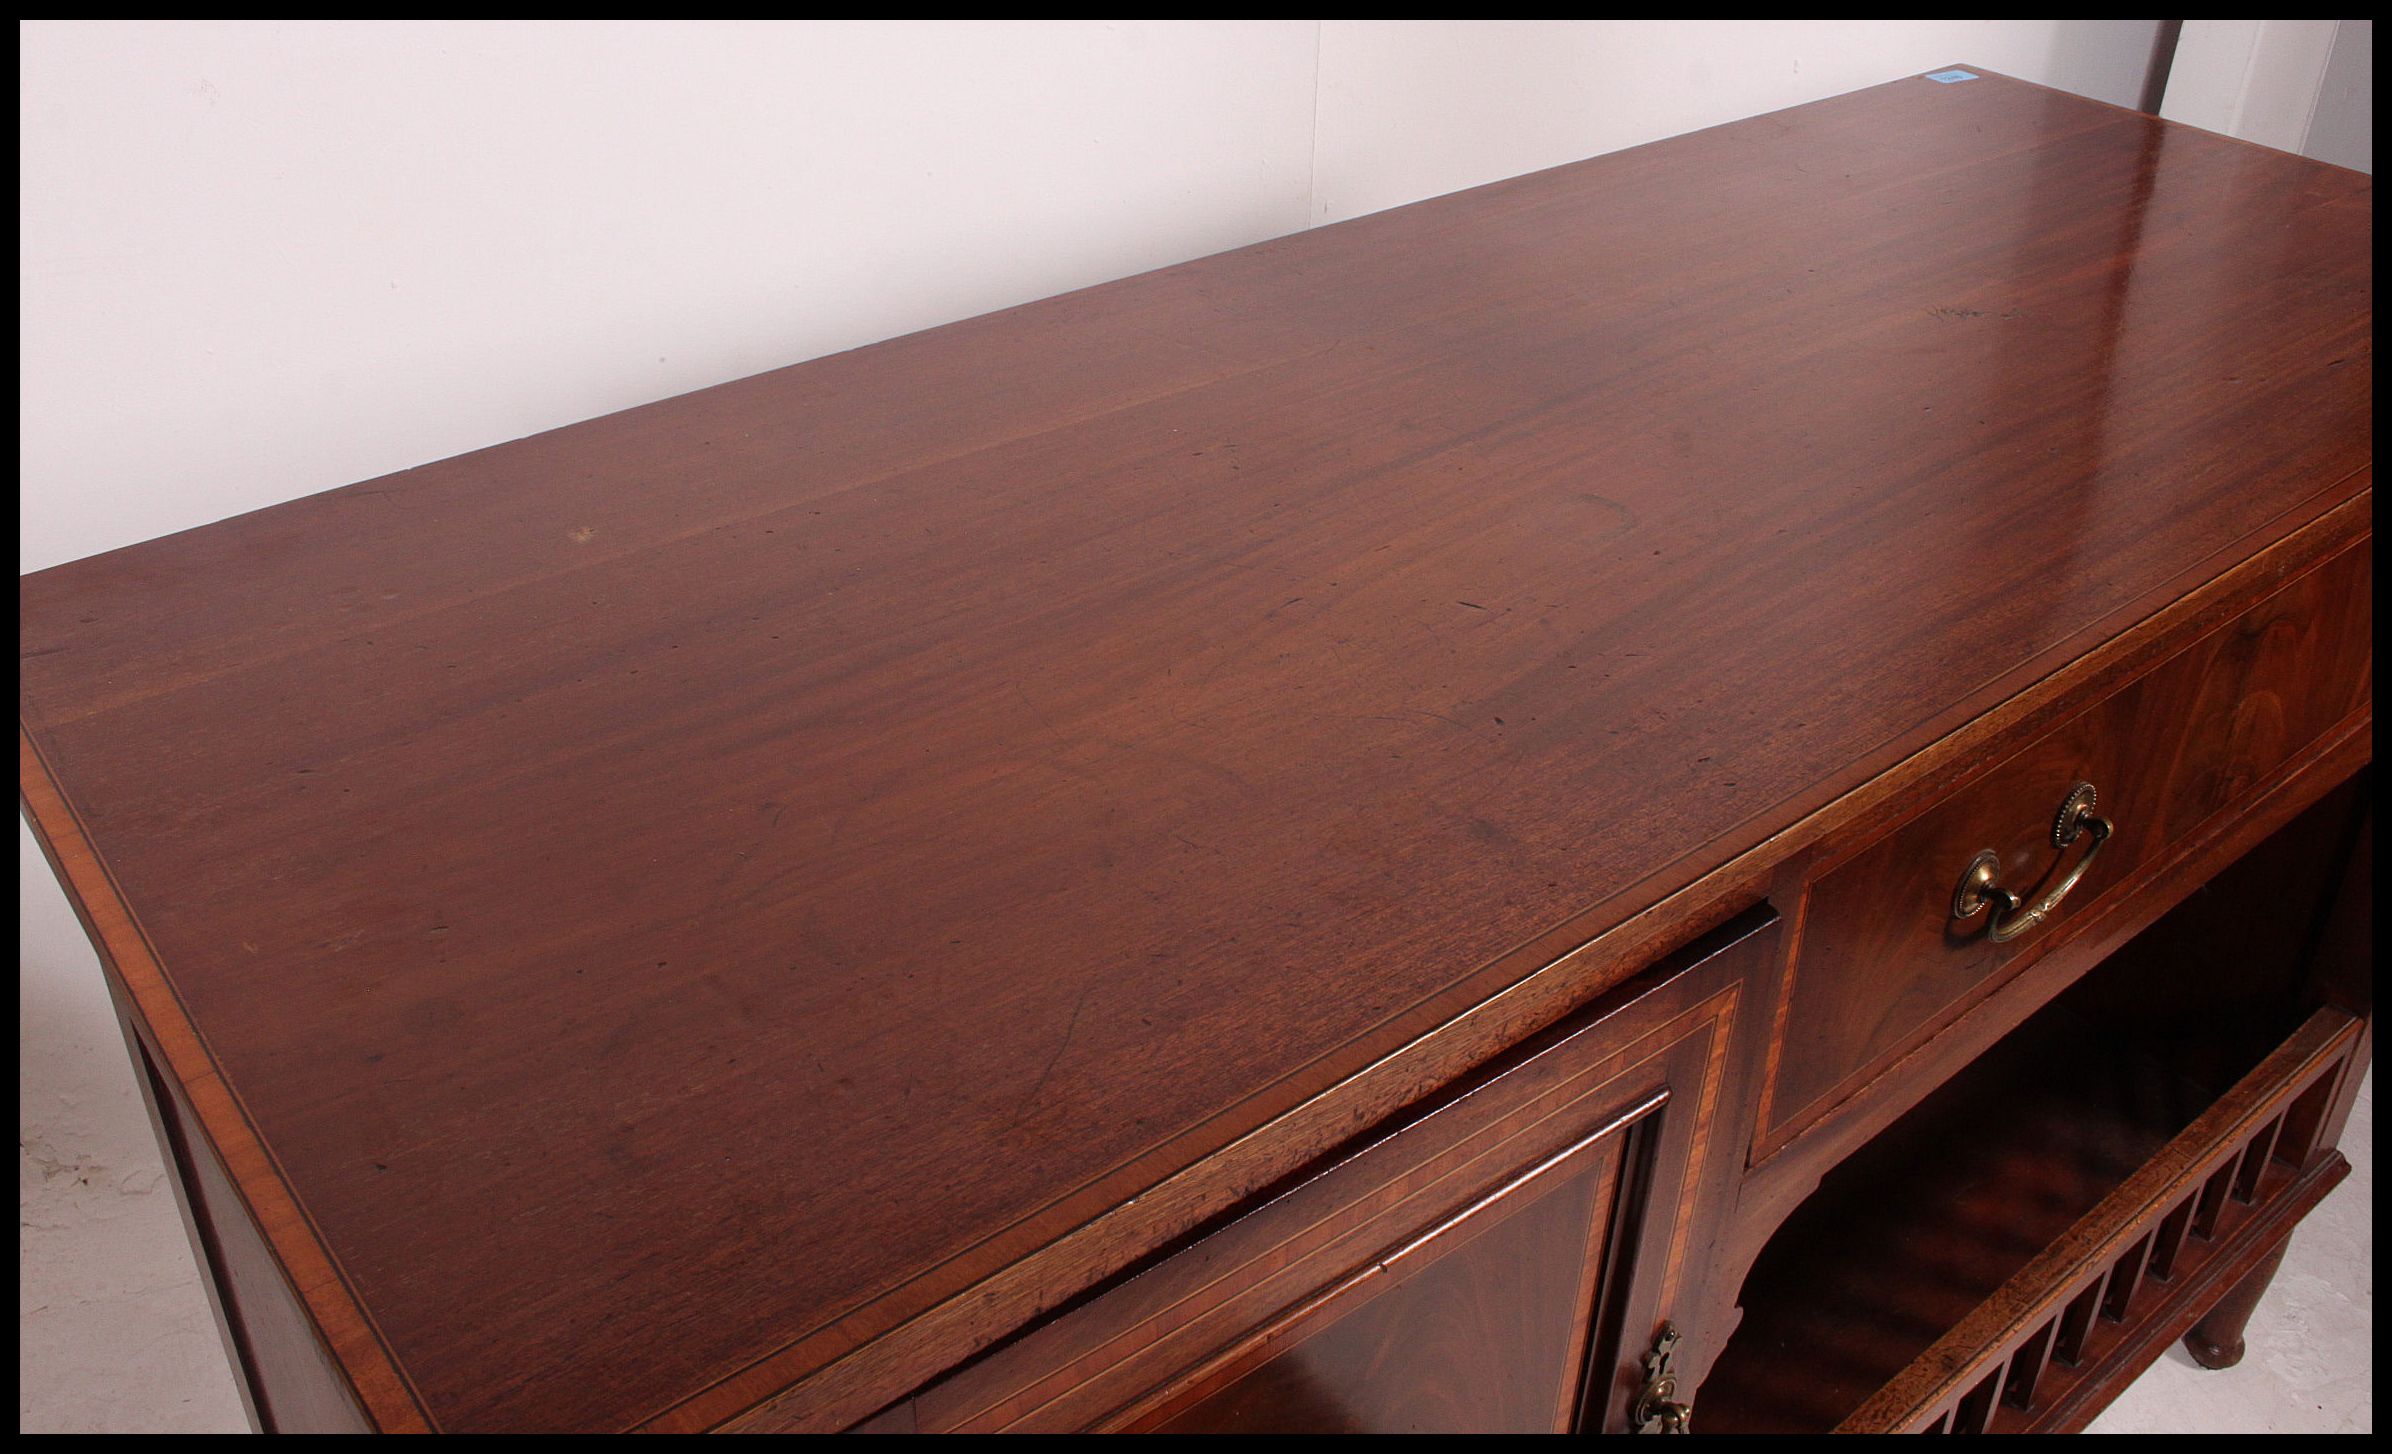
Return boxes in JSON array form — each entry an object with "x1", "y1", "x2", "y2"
[{"x1": 1951, "y1": 782, "x2": 2113, "y2": 944}]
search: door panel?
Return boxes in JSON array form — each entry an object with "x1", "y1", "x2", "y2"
[
  {"x1": 1144, "y1": 1108, "x2": 1630, "y2": 1432},
  {"x1": 898, "y1": 905, "x2": 1778, "y2": 1434}
]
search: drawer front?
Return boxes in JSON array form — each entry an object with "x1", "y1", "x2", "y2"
[
  {"x1": 1757, "y1": 542, "x2": 2371, "y2": 1155},
  {"x1": 888, "y1": 909, "x2": 1776, "y2": 1434}
]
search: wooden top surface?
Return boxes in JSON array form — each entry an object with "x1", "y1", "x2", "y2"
[{"x1": 18, "y1": 71, "x2": 2372, "y2": 1432}]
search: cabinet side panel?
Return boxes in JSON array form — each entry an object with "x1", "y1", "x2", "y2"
[{"x1": 133, "y1": 1036, "x2": 371, "y2": 1434}]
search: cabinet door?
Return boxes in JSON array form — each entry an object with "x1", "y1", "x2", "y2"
[
  {"x1": 906, "y1": 906, "x2": 1775, "y2": 1434},
  {"x1": 1137, "y1": 1080, "x2": 1647, "y2": 1434}
]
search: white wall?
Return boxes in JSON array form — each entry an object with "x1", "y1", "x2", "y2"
[
  {"x1": 2160, "y1": 18, "x2": 2374, "y2": 172},
  {"x1": 17, "y1": 19, "x2": 1322, "y2": 576},
  {"x1": 20, "y1": 21, "x2": 2178, "y2": 576},
  {"x1": 1312, "y1": 19, "x2": 2168, "y2": 222},
  {"x1": 2302, "y1": 20, "x2": 2373, "y2": 174},
  {"x1": 20, "y1": 22, "x2": 2179, "y2": 1424},
  {"x1": 23, "y1": 21, "x2": 2191, "y2": 578}
]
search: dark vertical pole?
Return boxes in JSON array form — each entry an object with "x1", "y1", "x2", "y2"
[{"x1": 2139, "y1": 21, "x2": 2186, "y2": 115}]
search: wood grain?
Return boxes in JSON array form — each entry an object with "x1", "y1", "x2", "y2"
[
  {"x1": 893, "y1": 908, "x2": 1767, "y2": 1434},
  {"x1": 1140, "y1": 1129, "x2": 1624, "y2": 1433},
  {"x1": 1713, "y1": 715, "x2": 2374, "y2": 1382},
  {"x1": 1760, "y1": 542, "x2": 2371, "y2": 1150},
  {"x1": 16, "y1": 69, "x2": 2372, "y2": 1431},
  {"x1": 134, "y1": 1035, "x2": 375, "y2": 1433}
]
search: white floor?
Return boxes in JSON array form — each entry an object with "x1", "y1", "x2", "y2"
[{"x1": 18, "y1": 927, "x2": 2376, "y2": 1433}]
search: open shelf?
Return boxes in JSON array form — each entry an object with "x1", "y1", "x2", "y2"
[{"x1": 1698, "y1": 779, "x2": 2363, "y2": 1434}]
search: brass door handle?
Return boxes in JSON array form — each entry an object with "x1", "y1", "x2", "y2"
[{"x1": 1951, "y1": 782, "x2": 2112, "y2": 944}]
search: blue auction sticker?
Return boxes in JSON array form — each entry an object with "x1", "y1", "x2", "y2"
[{"x1": 1926, "y1": 69, "x2": 1979, "y2": 84}]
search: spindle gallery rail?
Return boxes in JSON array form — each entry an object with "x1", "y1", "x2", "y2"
[{"x1": 1843, "y1": 1009, "x2": 2363, "y2": 1433}]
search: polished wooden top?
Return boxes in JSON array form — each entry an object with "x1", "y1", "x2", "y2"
[{"x1": 18, "y1": 70, "x2": 2371, "y2": 1431}]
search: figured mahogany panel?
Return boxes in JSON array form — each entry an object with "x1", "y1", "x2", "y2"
[
  {"x1": 1759, "y1": 543, "x2": 2371, "y2": 1152},
  {"x1": 1142, "y1": 1134, "x2": 1623, "y2": 1434},
  {"x1": 15, "y1": 69, "x2": 2372, "y2": 1431}
]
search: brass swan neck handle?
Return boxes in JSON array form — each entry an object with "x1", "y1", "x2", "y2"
[{"x1": 1952, "y1": 782, "x2": 2113, "y2": 944}]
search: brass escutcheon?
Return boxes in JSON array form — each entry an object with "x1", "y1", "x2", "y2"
[{"x1": 1631, "y1": 1323, "x2": 1694, "y2": 1433}]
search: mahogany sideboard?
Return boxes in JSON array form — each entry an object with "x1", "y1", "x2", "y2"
[{"x1": 18, "y1": 69, "x2": 2372, "y2": 1434}]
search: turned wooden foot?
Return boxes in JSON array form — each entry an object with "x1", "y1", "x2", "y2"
[{"x1": 2183, "y1": 1237, "x2": 2293, "y2": 1370}]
